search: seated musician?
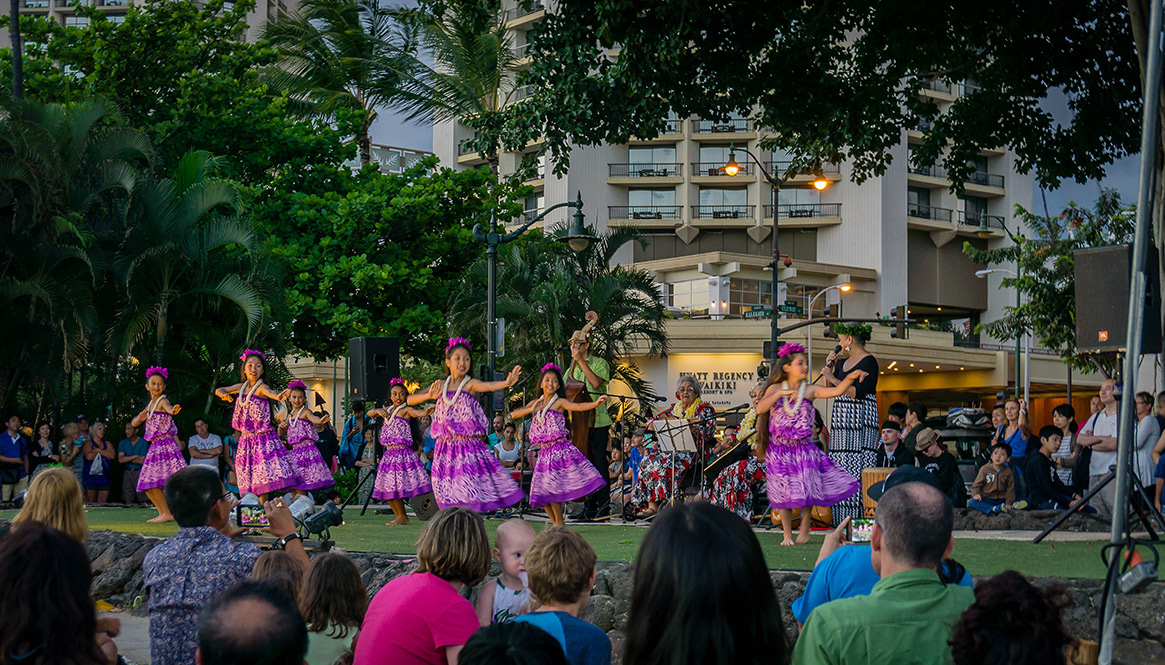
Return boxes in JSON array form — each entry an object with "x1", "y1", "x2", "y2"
[
  {"x1": 707, "y1": 382, "x2": 767, "y2": 521},
  {"x1": 633, "y1": 375, "x2": 716, "y2": 518}
]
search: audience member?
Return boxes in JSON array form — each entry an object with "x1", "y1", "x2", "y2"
[
  {"x1": 1135, "y1": 391, "x2": 1160, "y2": 488},
  {"x1": 494, "y1": 423, "x2": 522, "y2": 470},
  {"x1": 10, "y1": 467, "x2": 89, "y2": 542},
  {"x1": 299, "y1": 552, "x2": 367, "y2": 665},
  {"x1": 338, "y1": 402, "x2": 368, "y2": 469},
  {"x1": 1077, "y1": 380, "x2": 1120, "y2": 516},
  {"x1": 355, "y1": 507, "x2": 489, "y2": 665},
  {"x1": 913, "y1": 428, "x2": 960, "y2": 501},
  {"x1": 792, "y1": 466, "x2": 972, "y2": 625},
  {"x1": 314, "y1": 412, "x2": 339, "y2": 471},
  {"x1": 513, "y1": 528, "x2": 610, "y2": 665},
  {"x1": 72, "y1": 414, "x2": 90, "y2": 485},
  {"x1": 901, "y1": 402, "x2": 927, "y2": 449},
  {"x1": 627, "y1": 429, "x2": 645, "y2": 487},
  {"x1": 0, "y1": 523, "x2": 120, "y2": 665},
  {"x1": 1050, "y1": 404, "x2": 1079, "y2": 486},
  {"x1": 968, "y1": 445, "x2": 1025, "y2": 514},
  {"x1": 488, "y1": 414, "x2": 506, "y2": 450},
  {"x1": 253, "y1": 549, "x2": 305, "y2": 602},
  {"x1": 476, "y1": 519, "x2": 536, "y2": 626},
  {"x1": 119, "y1": 423, "x2": 150, "y2": 505},
  {"x1": 988, "y1": 404, "x2": 1007, "y2": 447},
  {"x1": 995, "y1": 398, "x2": 1034, "y2": 465},
  {"x1": 875, "y1": 421, "x2": 914, "y2": 468},
  {"x1": 196, "y1": 581, "x2": 308, "y2": 665},
  {"x1": 81, "y1": 421, "x2": 115, "y2": 503},
  {"x1": 1028, "y1": 427, "x2": 1083, "y2": 511},
  {"x1": 792, "y1": 482, "x2": 973, "y2": 664},
  {"x1": 625, "y1": 502, "x2": 788, "y2": 665},
  {"x1": 1156, "y1": 391, "x2": 1165, "y2": 433},
  {"x1": 460, "y1": 622, "x2": 569, "y2": 665},
  {"x1": 58, "y1": 421, "x2": 82, "y2": 486},
  {"x1": 28, "y1": 420, "x2": 58, "y2": 480},
  {"x1": 420, "y1": 414, "x2": 436, "y2": 470},
  {"x1": 886, "y1": 402, "x2": 908, "y2": 427},
  {"x1": 950, "y1": 571, "x2": 1071, "y2": 665},
  {"x1": 189, "y1": 418, "x2": 224, "y2": 469},
  {"x1": 1, "y1": 413, "x2": 29, "y2": 502},
  {"x1": 224, "y1": 429, "x2": 240, "y2": 492},
  {"x1": 144, "y1": 466, "x2": 307, "y2": 665}
]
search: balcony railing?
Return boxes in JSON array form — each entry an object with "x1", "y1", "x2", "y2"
[
  {"x1": 512, "y1": 84, "x2": 536, "y2": 102},
  {"x1": 101, "y1": 0, "x2": 129, "y2": 6},
  {"x1": 763, "y1": 203, "x2": 842, "y2": 219},
  {"x1": 458, "y1": 140, "x2": 480, "y2": 156},
  {"x1": 908, "y1": 163, "x2": 947, "y2": 179},
  {"x1": 608, "y1": 163, "x2": 682, "y2": 178},
  {"x1": 512, "y1": 42, "x2": 532, "y2": 58},
  {"x1": 505, "y1": 0, "x2": 544, "y2": 22},
  {"x1": 920, "y1": 79, "x2": 952, "y2": 94},
  {"x1": 20, "y1": 0, "x2": 50, "y2": 8},
  {"x1": 958, "y1": 210, "x2": 1004, "y2": 229},
  {"x1": 907, "y1": 203, "x2": 954, "y2": 221},
  {"x1": 520, "y1": 209, "x2": 542, "y2": 223},
  {"x1": 967, "y1": 170, "x2": 1005, "y2": 188},
  {"x1": 692, "y1": 118, "x2": 752, "y2": 133},
  {"x1": 767, "y1": 160, "x2": 841, "y2": 176},
  {"x1": 691, "y1": 161, "x2": 751, "y2": 177},
  {"x1": 691, "y1": 205, "x2": 755, "y2": 219},
  {"x1": 914, "y1": 118, "x2": 934, "y2": 132},
  {"x1": 609, "y1": 205, "x2": 682, "y2": 220},
  {"x1": 958, "y1": 82, "x2": 982, "y2": 96},
  {"x1": 343, "y1": 144, "x2": 434, "y2": 173}
]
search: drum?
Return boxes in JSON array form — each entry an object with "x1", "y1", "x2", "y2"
[
  {"x1": 861, "y1": 467, "x2": 895, "y2": 517},
  {"x1": 770, "y1": 506, "x2": 834, "y2": 529}
]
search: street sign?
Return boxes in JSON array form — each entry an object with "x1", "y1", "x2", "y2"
[
  {"x1": 743, "y1": 309, "x2": 771, "y2": 319},
  {"x1": 497, "y1": 317, "x2": 505, "y2": 358},
  {"x1": 778, "y1": 305, "x2": 804, "y2": 314}
]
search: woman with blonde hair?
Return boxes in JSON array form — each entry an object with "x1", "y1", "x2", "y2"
[{"x1": 11, "y1": 467, "x2": 89, "y2": 542}]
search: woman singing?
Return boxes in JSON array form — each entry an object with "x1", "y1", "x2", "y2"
[
  {"x1": 633, "y1": 375, "x2": 716, "y2": 518},
  {"x1": 820, "y1": 323, "x2": 880, "y2": 523}
]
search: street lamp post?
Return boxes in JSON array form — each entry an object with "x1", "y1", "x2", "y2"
[
  {"x1": 977, "y1": 218, "x2": 1027, "y2": 402},
  {"x1": 806, "y1": 283, "x2": 852, "y2": 375},
  {"x1": 473, "y1": 192, "x2": 596, "y2": 415},
  {"x1": 724, "y1": 147, "x2": 829, "y2": 366}
]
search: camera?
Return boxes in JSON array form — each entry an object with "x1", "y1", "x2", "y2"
[
  {"x1": 847, "y1": 518, "x2": 875, "y2": 543},
  {"x1": 236, "y1": 504, "x2": 269, "y2": 528}
]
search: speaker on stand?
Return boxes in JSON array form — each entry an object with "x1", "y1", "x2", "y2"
[
  {"x1": 1074, "y1": 244, "x2": 1162, "y2": 356},
  {"x1": 348, "y1": 337, "x2": 400, "y2": 403}
]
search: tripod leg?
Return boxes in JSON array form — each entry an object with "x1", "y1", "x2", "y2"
[
  {"x1": 1130, "y1": 476, "x2": 1165, "y2": 540},
  {"x1": 1033, "y1": 471, "x2": 1115, "y2": 544}
]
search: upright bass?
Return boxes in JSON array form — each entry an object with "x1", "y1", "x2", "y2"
[{"x1": 564, "y1": 311, "x2": 599, "y2": 452}]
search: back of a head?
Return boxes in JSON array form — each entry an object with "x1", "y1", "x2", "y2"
[
  {"x1": 197, "y1": 581, "x2": 307, "y2": 665},
  {"x1": 460, "y1": 621, "x2": 569, "y2": 665},
  {"x1": 165, "y1": 466, "x2": 224, "y2": 527},
  {"x1": 253, "y1": 550, "x2": 303, "y2": 602},
  {"x1": 12, "y1": 467, "x2": 88, "y2": 542},
  {"x1": 299, "y1": 553, "x2": 367, "y2": 638},
  {"x1": 415, "y1": 507, "x2": 491, "y2": 587},
  {"x1": 0, "y1": 523, "x2": 103, "y2": 665},
  {"x1": 626, "y1": 503, "x2": 787, "y2": 665},
  {"x1": 876, "y1": 482, "x2": 953, "y2": 568},
  {"x1": 950, "y1": 571, "x2": 1069, "y2": 665},
  {"x1": 525, "y1": 527, "x2": 596, "y2": 606}
]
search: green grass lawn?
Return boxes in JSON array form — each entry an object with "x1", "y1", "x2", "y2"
[{"x1": 2, "y1": 506, "x2": 1112, "y2": 579}]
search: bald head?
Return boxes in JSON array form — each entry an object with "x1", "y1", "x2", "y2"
[
  {"x1": 197, "y1": 581, "x2": 306, "y2": 665},
  {"x1": 875, "y1": 482, "x2": 953, "y2": 569},
  {"x1": 495, "y1": 518, "x2": 537, "y2": 550}
]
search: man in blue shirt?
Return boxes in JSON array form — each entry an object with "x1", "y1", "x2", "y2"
[
  {"x1": 118, "y1": 422, "x2": 151, "y2": 505},
  {"x1": 1, "y1": 413, "x2": 29, "y2": 501}
]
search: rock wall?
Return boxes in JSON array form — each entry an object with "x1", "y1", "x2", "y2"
[{"x1": 84, "y1": 529, "x2": 1165, "y2": 665}]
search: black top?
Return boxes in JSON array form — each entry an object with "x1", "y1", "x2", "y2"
[
  {"x1": 877, "y1": 444, "x2": 916, "y2": 468},
  {"x1": 1027, "y1": 453, "x2": 1075, "y2": 507},
  {"x1": 834, "y1": 355, "x2": 879, "y2": 399},
  {"x1": 919, "y1": 451, "x2": 960, "y2": 495}
]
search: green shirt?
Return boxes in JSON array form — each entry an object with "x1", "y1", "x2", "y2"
[
  {"x1": 792, "y1": 568, "x2": 974, "y2": 665},
  {"x1": 568, "y1": 355, "x2": 612, "y2": 428}
]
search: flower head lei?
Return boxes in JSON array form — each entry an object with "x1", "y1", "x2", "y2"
[
  {"x1": 446, "y1": 337, "x2": 471, "y2": 353},
  {"x1": 777, "y1": 343, "x2": 805, "y2": 357},
  {"x1": 832, "y1": 322, "x2": 873, "y2": 338},
  {"x1": 145, "y1": 366, "x2": 169, "y2": 380},
  {"x1": 288, "y1": 380, "x2": 308, "y2": 391},
  {"x1": 541, "y1": 362, "x2": 562, "y2": 374},
  {"x1": 239, "y1": 349, "x2": 266, "y2": 361},
  {"x1": 389, "y1": 378, "x2": 406, "y2": 387}
]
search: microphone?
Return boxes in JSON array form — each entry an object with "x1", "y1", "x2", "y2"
[{"x1": 825, "y1": 345, "x2": 842, "y2": 369}]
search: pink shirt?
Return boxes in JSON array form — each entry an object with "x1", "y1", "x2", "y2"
[{"x1": 354, "y1": 572, "x2": 479, "y2": 665}]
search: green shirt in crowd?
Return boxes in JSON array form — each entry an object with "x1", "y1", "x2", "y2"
[
  {"x1": 792, "y1": 568, "x2": 974, "y2": 665},
  {"x1": 568, "y1": 355, "x2": 612, "y2": 429}
]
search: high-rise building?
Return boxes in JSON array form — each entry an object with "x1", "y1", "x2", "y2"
[{"x1": 4, "y1": 0, "x2": 293, "y2": 43}]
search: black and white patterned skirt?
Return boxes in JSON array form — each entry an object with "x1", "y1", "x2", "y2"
[{"x1": 828, "y1": 394, "x2": 879, "y2": 524}]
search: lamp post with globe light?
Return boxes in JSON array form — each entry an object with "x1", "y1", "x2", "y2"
[{"x1": 806, "y1": 282, "x2": 852, "y2": 375}]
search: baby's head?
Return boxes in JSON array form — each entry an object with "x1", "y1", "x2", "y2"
[{"x1": 493, "y1": 518, "x2": 537, "y2": 582}]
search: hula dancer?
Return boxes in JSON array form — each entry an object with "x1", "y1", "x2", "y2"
[
  {"x1": 132, "y1": 366, "x2": 186, "y2": 523},
  {"x1": 819, "y1": 323, "x2": 880, "y2": 524},
  {"x1": 365, "y1": 378, "x2": 435, "y2": 526},
  {"x1": 214, "y1": 350, "x2": 301, "y2": 499},
  {"x1": 426, "y1": 337, "x2": 525, "y2": 512},
  {"x1": 277, "y1": 380, "x2": 335, "y2": 497},
  {"x1": 511, "y1": 363, "x2": 608, "y2": 526},
  {"x1": 757, "y1": 343, "x2": 863, "y2": 546}
]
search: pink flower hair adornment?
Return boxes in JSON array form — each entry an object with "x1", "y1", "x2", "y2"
[
  {"x1": 145, "y1": 366, "x2": 169, "y2": 380},
  {"x1": 541, "y1": 362, "x2": 562, "y2": 373},
  {"x1": 389, "y1": 378, "x2": 405, "y2": 387},
  {"x1": 288, "y1": 380, "x2": 307, "y2": 391},
  {"x1": 446, "y1": 337, "x2": 471, "y2": 353},
  {"x1": 239, "y1": 349, "x2": 266, "y2": 361},
  {"x1": 777, "y1": 343, "x2": 806, "y2": 357}
]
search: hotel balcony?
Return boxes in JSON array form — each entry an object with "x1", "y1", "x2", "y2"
[
  {"x1": 629, "y1": 118, "x2": 685, "y2": 143},
  {"x1": 691, "y1": 161, "x2": 757, "y2": 184},
  {"x1": 504, "y1": 0, "x2": 544, "y2": 28},
  {"x1": 958, "y1": 210, "x2": 1005, "y2": 232},
  {"x1": 607, "y1": 162, "x2": 684, "y2": 185},
  {"x1": 761, "y1": 203, "x2": 843, "y2": 228},
  {"x1": 691, "y1": 118, "x2": 756, "y2": 141},
  {"x1": 964, "y1": 169, "x2": 1006, "y2": 197},
  {"x1": 768, "y1": 160, "x2": 843, "y2": 184},
  {"x1": 907, "y1": 162, "x2": 949, "y2": 188},
  {"x1": 690, "y1": 205, "x2": 756, "y2": 228},
  {"x1": 607, "y1": 205, "x2": 683, "y2": 229}
]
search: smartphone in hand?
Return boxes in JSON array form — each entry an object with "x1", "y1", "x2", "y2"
[{"x1": 848, "y1": 518, "x2": 875, "y2": 543}]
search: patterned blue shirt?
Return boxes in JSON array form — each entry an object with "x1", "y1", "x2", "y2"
[{"x1": 144, "y1": 526, "x2": 261, "y2": 665}]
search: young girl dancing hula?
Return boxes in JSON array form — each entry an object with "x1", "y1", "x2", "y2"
[
  {"x1": 132, "y1": 366, "x2": 186, "y2": 522},
  {"x1": 757, "y1": 343, "x2": 863, "y2": 546},
  {"x1": 365, "y1": 378, "x2": 434, "y2": 526},
  {"x1": 277, "y1": 380, "x2": 335, "y2": 497},
  {"x1": 426, "y1": 337, "x2": 525, "y2": 512},
  {"x1": 511, "y1": 362, "x2": 609, "y2": 526},
  {"x1": 215, "y1": 350, "x2": 301, "y2": 498}
]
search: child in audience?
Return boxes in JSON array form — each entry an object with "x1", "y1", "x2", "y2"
[
  {"x1": 513, "y1": 527, "x2": 611, "y2": 665},
  {"x1": 969, "y1": 444, "x2": 1026, "y2": 514},
  {"x1": 251, "y1": 549, "x2": 304, "y2": 602},
  {"x1": 299, "y1": 552, "x2": 367, "y2": 665},
  {"x1": 475, "y1": 518, "x2": 537, "y2": 626},
  {"x1": 461, "y1": 621, "x2": 569, "y2": 665},
  {"x1": 1027, "y1": 426, "x2": 1082, "y2": 510}
]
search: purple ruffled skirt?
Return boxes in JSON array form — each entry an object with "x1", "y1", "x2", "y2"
[
  {"x1": 289, "y1": 438, "x2": 334, "y2": 491},
  {"x1": 529, "y1": 438, "x2": 605, "y2": 507},
  {"x1": 373, "y1": 443, "x2": 432, "y2": 500},
  {"x1": 136, "y1": 434, "x2": 187, "y2": 492},
  {"x1": 765, "y1": 435, "x2": 860, "y2": 510},
  {"x1": 431, "y1": 434, "x2": 525, "y2": 512},
  {"x1": 236, "y1": 430, "x2": 302, "y2": 496}
]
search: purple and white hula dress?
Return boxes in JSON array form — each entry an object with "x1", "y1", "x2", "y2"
[
  {"x1": 232, "y1": 382, "x2": 301, "y2": 496},
  {"x1": 528, "y1": 405, "x2": 605, "y2": 507},
  {"x1": 136, "y1": 396, "x2": 187, "y2": 492},
  {"x1": 372, "y1": 405, "x2": 432, "y2": 501},
  {"x1": 430, "y1": 377, "x2": 525, "y2": 512},
  {"x1": 286, "y1": 407, "x2": 334, "y2": 492},
  {"x1": 765, "y1": 388, "x2": 859, "y2": 511}
]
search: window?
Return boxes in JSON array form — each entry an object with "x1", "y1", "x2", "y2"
[
  {"x1": 907, "y1": 187, "x2": 931, "y2": 208},
  {"x1": 728, "y1": 279, "x2": 773, "y2": 316},
  {"x1": 964, "y1": 195, "x2": 988, "y2": 215},
  {"x1": 106, "y1": 13, "x2": 126, "y2": 23},
  {"x1": 628, "y1": 145, "x2": 676, "y2": 165},
  {"x1": 523, "y1": 192, "x2": 544, "y2": 213},
  {"x1": 669, "y1": 280, "x2": 710, "y2": 316},
  {"x1": 628, "y1": 188, "x2": 676, "y2": 206},
  {"x1": 699, "y1": 188, "x2": 747, "y2": 206},
  {"x1": 970, "y1": 156, "x2": 988, "y2": 172},
  {"x1": 65, "y1": 15, "x2": 90, "y2": 27},
  {"x1": 698, "y1": 144, "x2": 734, "y2": 164},
  {"x1": 777, "y1": 188, "x2": 821, "y2": 206}
]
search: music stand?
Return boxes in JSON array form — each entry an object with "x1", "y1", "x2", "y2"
[{"x1": 654, "y1": 420, "x2": 698, "y2": 508}]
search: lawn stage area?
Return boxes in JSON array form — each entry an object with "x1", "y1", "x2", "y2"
[{"x1": 2, "y1": 506, "x2": 1112, "y2": 580}]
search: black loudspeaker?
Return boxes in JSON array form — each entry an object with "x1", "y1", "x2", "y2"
[
  {"x1": 409, "y1": 492, "x2": 439, "y2": 520},
  {"x1": 348, "y1": 337, "x2": 400, "y2": 403},
  {"x1": 1074, "y1": 245, "x2": 1162, "y2": 355}
]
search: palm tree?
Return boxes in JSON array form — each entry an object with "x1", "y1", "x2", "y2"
[
  {"x1": 111, "y1": 150, "x2": 267, "y2": 364},
  {"x1": 261, "y1": 0, "x2": 406, "y2": 165}
]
